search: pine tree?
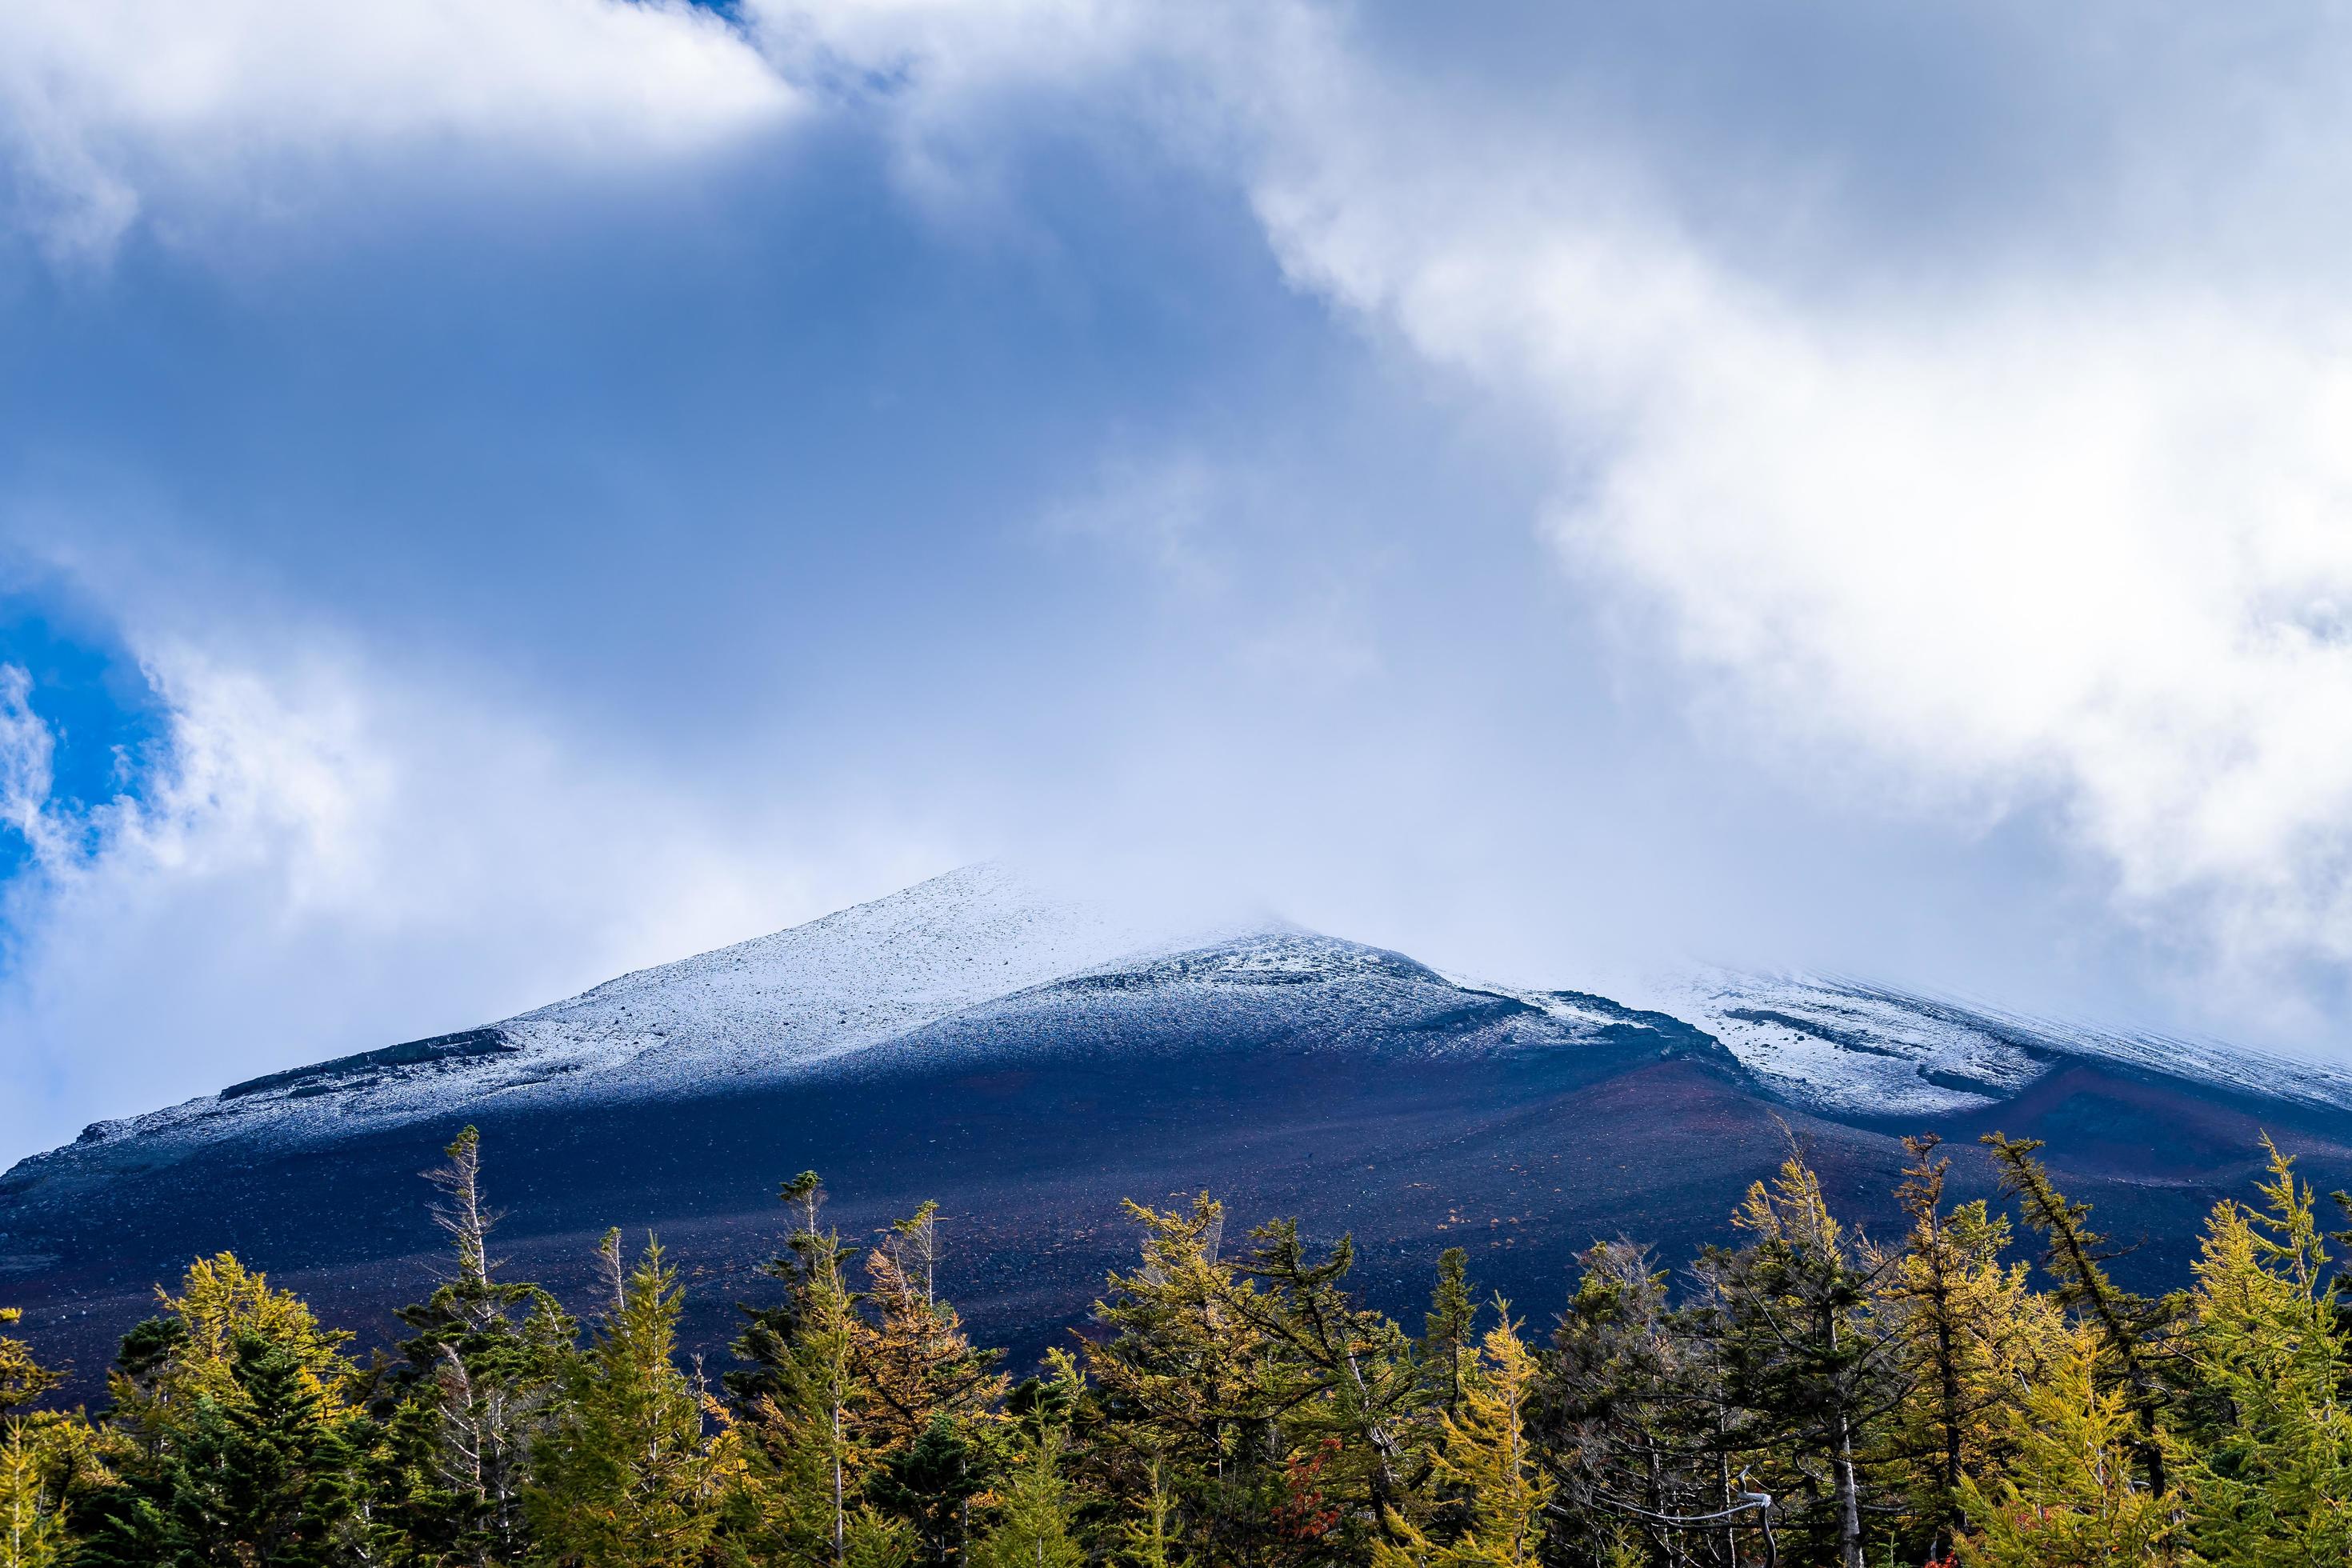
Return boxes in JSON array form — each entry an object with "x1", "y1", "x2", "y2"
[
  {"x1": 1087, "y1": 1195, "x2": 1277, "y2": 1568},
  {"x1": 1538, "y1": 1241, "x2": 1738, "y2": 1568},
  {"x1": 526, "y1": 1231, "x2": 738, "y2": 1568},
  {"x1": 1869, "y1": 1134, "x2": 2056, "y2": 1558},
  {"x1": 1373, "y1": 1306, "x2": 1554, "y2": 1568},
  {"x1": 377, "y1": 1126, "x2": 576, "y2": 1566},
  {"x1": 0, "y1": 1313, "x2": 60, "y2": 1419},
  {"x1": 1231, "y1": 1216, "x2": 1427, "y2": 1545},
  {"x1": 1954, "y1": 1326, "x2": 2178, "y2": 1566},
  {"x1": 1982, "y1": 1134, "x2": 2179, "y2": 1495},
  {"x1": 218, "y1": 1332, "x2": 361, "y2": 1566},
  {"x1": 1698, "y1": 1146, "x2": 1902, "y2": 1568},
  {"x1": 105, "y1": 1252, "x2": 359, "y2": 1449},
  {"x1": 2181, "y1": 1136, "x2": 2352, "y2": 1566},
  {"x1": 866, "y1": 1415, "x2": 1002, "y2": 1568},
  {"x1": 81, "y1": 1254, "x2": 365, "y2": 1568},
  {"x1": 1418, "y1": 1250, "x2": 1476, "y2": 1422},
  {"x1": 730, "y1": 1171, "x2": 870, "y2": 1566},
  {"x1": 973, "y1": 1426, "x2": 1085, "y2": 1568},
  {"x1": 82, "y1": 1330, "x2": 360, "y2": 1568},
  {"x1": 0, "y1": 1422, "x2": 68, "y2": 1568}
]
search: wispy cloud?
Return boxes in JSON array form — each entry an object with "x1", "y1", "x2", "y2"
[
  {"x1": 1166, "y1": 6, "x2": 2352, "y2": 1014},
  {"x1": 0, "y1": 666, "x2": 58, "y2": 859},
  {"x1": 0, "y1": 627, "x2": 949, "y2": 1159},
  {"x1": 0, "y1": 0, "x2": 796, "y2": 258}
]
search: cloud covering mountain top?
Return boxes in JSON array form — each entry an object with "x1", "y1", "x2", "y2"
[{"x1": 6, "y1": 0, "x2": 2352, "y2": 1159}]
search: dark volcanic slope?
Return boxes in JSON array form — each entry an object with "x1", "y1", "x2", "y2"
[{"x1": 6, "y1": 874, "x2": 2351, "y2": 1395}]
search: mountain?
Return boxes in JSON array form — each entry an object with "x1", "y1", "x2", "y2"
[{"x1": 6, "y1": 863, "x2": 2351, "y2": 1392}]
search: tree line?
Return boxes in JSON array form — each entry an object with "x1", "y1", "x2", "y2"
[{"x1": 5, "y1": 1122, "x2": 2352, "y2": 1566}]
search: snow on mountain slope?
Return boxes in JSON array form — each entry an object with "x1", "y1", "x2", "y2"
[
  {"x1": 68, "y1": 865, "x2": 1212, "y2": 1156},
  {"x1": 39, "y1": 866, "x2": 2352, "y2": 1177},
  {"x1": 1638, "y1": 969, "x2": 2352, "y2": 1118},
  {"x1": 854, "y1": 930, "x2": 1722, "y2": 1074}
]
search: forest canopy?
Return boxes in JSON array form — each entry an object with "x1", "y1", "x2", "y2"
[{"x1": 3, "y1": 1125, "x2": 2349, "y2": 1567}]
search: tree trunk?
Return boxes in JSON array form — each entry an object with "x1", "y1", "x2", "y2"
[{"x1": 1833, "y1": 1406, "x2": 1862, "y2": 1568}]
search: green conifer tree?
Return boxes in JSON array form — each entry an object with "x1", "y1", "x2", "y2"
[
  {"x1": 1372, "y1": 1305, "x2": 1554, "y2": 1568},
  {"x1": 2181, "y1": 1136, "x2": 2352, "y2": 1566},
  {"x1": 730, "y1": 1172, "x2": 869, "y2": 1566},
  {"x1": 82, "y1": 1330, "x2": 360, "y2": 1568},
  {"x1": 80, "y1": 1254, "x2": 364, "y2": 1568},
  {"x1": 1869, "y1": 1135, "x2": 2056, "y2": 1558},
  {"x1": 1698, "y1": 1147, "x2": 1900, "y2": 1568},
  {"x1": 1982, "y1": 1134, "x2": 2180, "y2": 1495},
  {"x1": 526, "y1": 1231, "x2": 737, "y2": 1568},
  {"x1": 974, "y1": 1426, "x2": 1085, "y2": 1568},
  {"x1": 0, "y1": 1422, "x2": 68, "y2": 1568},
  {"x1": 375, "y1": 1126, "x2": 576, "y2": 1566},
  {"x1": 1232, "y1": 1216, "x2": 1427, "y2": 1545},
  {"x1": 1954, "y1": 1326, "x2": 2178, "y2": 1566},
  {"x1": 1418, "y1": 1250, "x2": 1476, "y2": 1422}
]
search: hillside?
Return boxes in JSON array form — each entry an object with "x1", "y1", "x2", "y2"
[{"x1": 6, "y1": 865, "x2": 2350, "y2": 1391}]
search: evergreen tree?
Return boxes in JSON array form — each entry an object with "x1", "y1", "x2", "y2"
[
  {"x1": 1417, "y1": 1251, "x2": 1476, "y2": 1422},
  {"x1": 2181, "y1": 1136, "x2": 2352, "y2": 1566},
  {"x1": 1982, "y1": 1133, "x2": 2181, "y2": 1494},
  {"x1": 730, "y1": 1172, "x2": 870, "y2": 1566},
  {"x1": 1538, "y1": 1241, "x2": 1738, "y2": 1568},
  {"x1": 1087, "y1": 1195, "x2": 1281, "y2": 1568},
  {"x1": 1696, "y1": 1146, "x2": 1902, "y2": 1568},
  {"x1": 526, "y1": 1231, "x2": 737, "y2": 1568},
  {"x1": 104, "y1": 1252, "x2": 359, "y2": 1454},
  {"x1": 1372, "y1": 1306, "x2": 1553, "y2": 1568},
  {"x1": 219, "y1": 1333, "x2": 360, "y2": 1565},
  {"x1": 0, "y1": 1421, "x2": 68, "y2": 1568},
  {"x1": 82, "y1": 1330, "x2": 359, "y2": 1568},
  {"x1": 865, "y1": 1415, "x2": 1001, "y2": 1568},
  {"x1": 376, "y1": 1126, "x2": 576, "y2": 1566},
  {"x1": 81, "y1": 1254, "x2": 365, "y2": 1568},
  {"x1": 1868, "y1": 1135, "x2": 2056, "y2": 1558},
  {"x1": 1954, "y1": 1326, "x2": 2178, "y2": 1566},
  {"x1": 973, "y1": 1426, "x2": 1084, "y2": 1568},
  {"x1": 1230, "y1": 1217, "x2": 1428, "y2": 1546},
  {"x1": 43, "y1": 1116, "x2": 2352, "y2": 1568}
]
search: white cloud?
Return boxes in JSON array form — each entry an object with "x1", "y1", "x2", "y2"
[
  {"x1": 0, "y1": 0, "x2": 796, "y2": 258},
  {"x1": 0, "y1": 665, "x2": 58, "y2": 858},
  {"x1": 0, "y1": 636, "x2": 951, "y2": 1162},
  {"x1": 1135, "y1": 10, "x2": 2352, "y2": 1010}
]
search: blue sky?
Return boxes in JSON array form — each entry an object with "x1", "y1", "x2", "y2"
[{"x1": 5, "y1": 0, "x2": 2352, "y2": 1161}]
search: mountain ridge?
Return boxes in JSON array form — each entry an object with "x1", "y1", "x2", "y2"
[
  {"x1": 27, "y1": 862, "x2": 2352, "y2": 1179},
  {"x1": 9, "y1": 863, "x2": 2352, "y2": 1396}
]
